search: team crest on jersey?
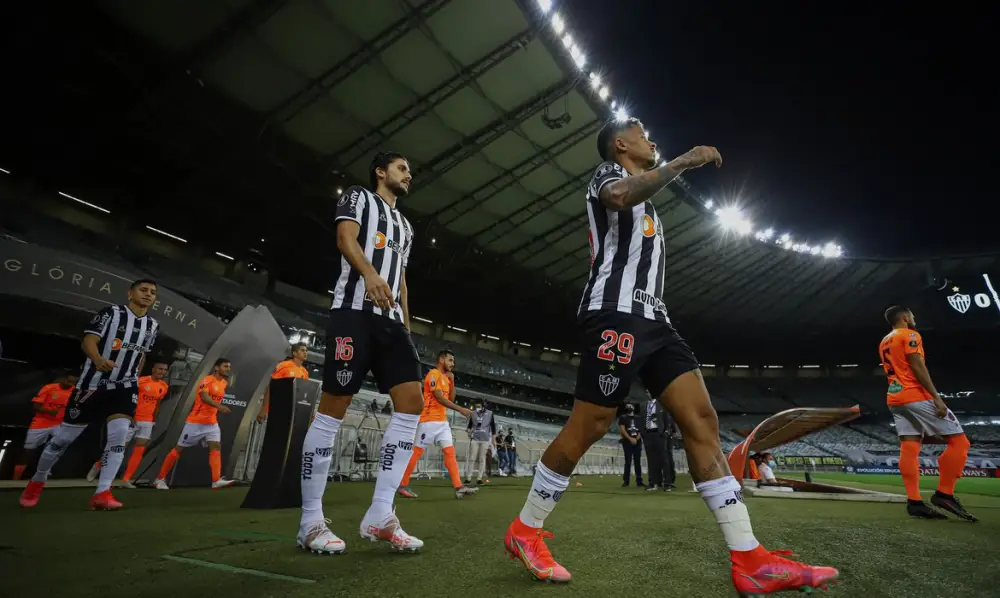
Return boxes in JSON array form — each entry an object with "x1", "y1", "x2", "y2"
[
  {"x1": 947, "y1": 293, "x2": 970, "y2": 313},
  {"x1": 598, "y1": 373, "x2": 620, "y2": 397},
  {"x1": 68, "y1": 408, "x2": 80, "y2": 420},
  {"x1": 336, "y1": 369, "x2": 353, "y2": 387}
]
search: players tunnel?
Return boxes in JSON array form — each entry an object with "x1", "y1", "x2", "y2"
[{"x1": 0, "y1": 239, "x2": 290, "y2": 485}]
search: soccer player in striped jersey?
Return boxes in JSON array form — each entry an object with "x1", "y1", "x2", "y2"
[
  {"x1": 85, "y1": 361, "x2": 170, "y2": 487},
  {"x1": 20, "y1": 279, "x2": 160, "y2": 510},
  {"x1": 256, "y1": 342, "x2": 310, "y2": 423},
  {"x1": 297, "y1": 151, "x2": 425, "y2": 556},
  {"x1": 12, "y1": 372, "x2": 77, "y2": 481},
  {"x1": 502, "y1": 119, "x2": 840, "y2": 594}
]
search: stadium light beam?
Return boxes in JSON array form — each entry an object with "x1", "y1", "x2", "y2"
[
  {"x1": 413, "y1": 316, "x2": 433, "y2": 324},
  {"x1": 447, "y1": 325, "x2": 468, "y2": 333},
  {"x1": 715, "y1": 206, "x2": 752, "y2": 236},
  {"x1": 58, "y1": 191, "x2": 110, "y2": 214},
  {"x1": 598, "y1": 86, "x2": 610, "y2": 100},
  {"x1": 0, "y1": 167, "x2": 10, "y2": 174},
  {"x1": 551, "y1": 12, "x2": 565, "y2": 35},
  {"x1": 536, "y1": 0, "x2": 552, "y2": 12},
  {"x1": 146, "y1": 226, "x2": 187, "y2": 243},
  {"x1": 561, "y1": 33, "x2": 573, "y2": 49},
  {"x1": 614, "y1": 107, "x2": 629, "y2": 121},
  {"x1": 215, "y1": 252, "x2": 234, "y2": 261}
]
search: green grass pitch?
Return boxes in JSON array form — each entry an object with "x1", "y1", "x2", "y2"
[{"x1": 3, "y1": 473, "x2": 999, "y2": 597}]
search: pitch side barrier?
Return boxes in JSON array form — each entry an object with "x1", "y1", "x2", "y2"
[{"x1": 0, "y1": 239, "x2": 291, "y2": 485}]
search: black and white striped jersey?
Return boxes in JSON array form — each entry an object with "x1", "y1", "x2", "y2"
[
  {"x1": 329, "y1": 186, "x2": 414, "y2": 322},
  {"x1": 78, "y1": 304, "x2": 159, "y2": 391},
  {"x1": 578, "y1": 161, "x2": 670, "y2": 323}
]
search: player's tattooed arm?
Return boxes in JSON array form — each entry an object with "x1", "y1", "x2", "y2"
[{"x1": 600, "y1": 146, "x2": 723, "y2": 211}]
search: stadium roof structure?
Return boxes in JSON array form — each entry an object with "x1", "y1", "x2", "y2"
[{"x1": 5, "y1": 1, "x2": 1000, "y2": 347}]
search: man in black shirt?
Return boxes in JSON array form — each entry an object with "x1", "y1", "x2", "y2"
[
  {"x1": 618, "y1": 404, "x2": 643, "y2": 487},
  {"x1": 640, "y1": 395, "x2": 676, "y2": 491}
]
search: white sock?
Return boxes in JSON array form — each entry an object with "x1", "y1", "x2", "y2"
[
  {"x1": 369, "y1": 412, "x2": 419, "y2": 518},
  {"x1": 31, "y1": 424, "x2": 86, "y2": 483},
  {"x1": 697, "y1": 476, "x2": 760, "y2": 552},
  {"x1": 96, "y1": 418, "x2": 131, "y2": 493},
  {"x1": 519, "y1": 461, "x2": 570, "y2": 528},
  {"x1": 300, "y1": 413, "x2": 342, "y2": 527}
]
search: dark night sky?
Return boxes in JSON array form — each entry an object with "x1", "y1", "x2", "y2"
[{"x1": 571, "y1": 2, "x2": 996, "y2": 258}]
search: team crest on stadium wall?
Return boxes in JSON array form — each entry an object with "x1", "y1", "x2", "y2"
[{"x1": 947, "y1": 293, "x2": 971, "y2": 313}]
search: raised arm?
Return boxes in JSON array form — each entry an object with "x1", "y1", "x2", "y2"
[{"x1": 600, "y1": 146, "x2": 722, "y2": 212}]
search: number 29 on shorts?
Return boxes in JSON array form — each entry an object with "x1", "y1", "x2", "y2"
[{"x1": 597, "y1": 330, "x2": 634, "y2": 365}]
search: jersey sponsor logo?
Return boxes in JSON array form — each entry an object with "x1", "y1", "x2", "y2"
[
  {"x1": 373, "y1": 231, "x2": 405, "y2": 255},
  {"x1": 641, "y1": 214, "x2": 656, "y2": 238},
  {"x1": 220, "y1": 397, "x2": 247, "y2": 408},
  {"x1": 633, "y1": 289, "x2": 667, "y2": 314},
  {"x1": 598, "y1": 373, "x2": 620, "y2": 397}
]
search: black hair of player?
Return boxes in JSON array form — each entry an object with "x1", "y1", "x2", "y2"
[
  {"x1": 214, "y1": 358, "x2": 231, "y2": 368},
  {"x1": 884, "y1": 305, "x2": 910, "y2": 326},
  {"x1": 596, "y1": 117, "x2": 645, "y2": 162},
  {"x1": 437, "y1": 349, "x2": 454, "y2": 361},
  {"x1": 290, "y1": 342, "x2": 308, "y2": 354},
  {"x1": 130, "y1": 278, "x2": 157, "y2": 290},
  {"x1": 368, "y1": 151, "x2": 407, "y2": 191}
]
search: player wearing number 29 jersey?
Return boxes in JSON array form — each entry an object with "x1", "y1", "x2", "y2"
[{"x1": 503, "y1": 118, "x2": 839, "y2": 595}]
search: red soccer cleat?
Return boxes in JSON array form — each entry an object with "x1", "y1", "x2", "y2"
[
  {"x1": 732, "y1": 547, "x2": 839, "y2": 596},
  {"x1": 19, "y1": 481, "x2": 45, "y2": 508},
  {"x1": 88, "y1": 490, "x2": 124, "y2": 511},
  {"x1": 503, "y1": 518, "x2": 572, "y2": 583}
]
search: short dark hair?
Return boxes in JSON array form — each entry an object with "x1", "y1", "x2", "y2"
[
  {"x1": 214, "y1": 358, "x2": 231, "y2": 368},
  {"x1": 152, "y1": 360, "x2": 169, "y2": 367},
  {"x1": 884, "y1": 305, "x2": 910, "y2": 326},
  {"x1": 130, "y1": 278, "x2": 157, "y2": 291},
  {"x1": 290, "y1": 342, "x2": 308, "y2": 354},
  {"x1": 597, "y1": 117, "x2": 644, "y2": 161},
  {"x1": 368, "y1": 151, "x2": 407, "y2": 191},
  {"x1": 437, "y1": 349, "x2": 454, "y2": 361}
]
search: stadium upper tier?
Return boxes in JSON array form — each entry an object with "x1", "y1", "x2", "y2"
[
  {"x1": 2, "y1": 207, "x2": 998, "y2": 419},
  {"x1": 5, "y1": 1, "x2": 1000, "y2": 346}
]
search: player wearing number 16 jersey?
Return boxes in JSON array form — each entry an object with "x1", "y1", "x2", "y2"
[
  {"x1": 502, "y1": 118, "x2": 839, "y2": 595},
  {"x1": 879, "y1": 306, "x2": 976, "y2": 522},
  {"x1": 296, "y1": 151, "x2": 425, "y2": 557}
]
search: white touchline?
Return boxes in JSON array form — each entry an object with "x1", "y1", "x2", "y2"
[{"x1": 983, "y1": 273, "x2": 1000, "y2": 314}]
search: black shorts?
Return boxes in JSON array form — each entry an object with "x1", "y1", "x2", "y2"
[
  {"x1": 322, "y1": 309, "x2": 422, "y2": 395},
  {"x1": 62, "y1": 385, "x2": 138, "y2": 425},
  {"x1": 574, "y1": 310, "x2": 699, "y2": 407}
]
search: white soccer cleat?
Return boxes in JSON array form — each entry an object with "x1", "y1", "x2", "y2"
[
  {"x1": 153, "y1": 479, "x2": 170, "y2": 490},
  {"x1": 212, "y1": 478, "x2": 236, "y2": 489},
  {"x1": 359, "y1": 507, "x2": 423, "y2": 552},
  {"x1": 86, "y1": 463, "x2": 101, "y2": 483},
  {"x1": 120, "y1": 481, "x2": 137, "y2": 489},
  {"x1": 456, "y1": 486, "x2": 479, "y2": 499},
  {"x1": 298, "y1": 519, "x2": 347, "y2": 555}
]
